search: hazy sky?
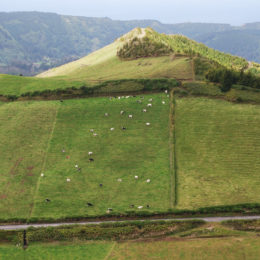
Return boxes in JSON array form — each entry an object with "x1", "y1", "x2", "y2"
[{"x1": 1, "y1": 0, "x2": 260, "y2": 25}]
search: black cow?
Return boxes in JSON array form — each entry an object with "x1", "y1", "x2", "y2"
[
  {"x1": 89, "y1": 158, "x2": 94, "y2": 162},
  {"x1": 45, "y1": 199, "x2": 51, "y2": 202},
  {"x1": 87, "y1": 202, "x2": 93, "y2": 207}
]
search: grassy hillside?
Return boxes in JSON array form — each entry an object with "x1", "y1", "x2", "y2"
[
  {"x1": 175, "y1": 97, "x2": 260, "y2": 209},
  {"x1": 0, "y1": 74, "x2": 84, "y2": 96}
]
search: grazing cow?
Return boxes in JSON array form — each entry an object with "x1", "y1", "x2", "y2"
[
  {"x1": 135, "y1": 176, "x2": 138, "y2": 179},
  {"x1": 149, "y1": 98, "x2": 153, "y2": 102},
  {"x1": 87, "y1": 202, "x2": 93, "y2": 207},
  {"x1": 45, "y1": 198, "x2": 51, "y2": 202},
  {"x1": 88, "y1": 151, "x2": 93, "y2": 155},
  {"x1": 67, "y1": 178, "x2": 71, "y2": 182},
  {"x1": 147, "y1": 103, "x2": 152, "y2": 107},
  {"x1": 128, "y1": 115, "x2": 133, "y2": 118},
  {"x1": 143, "y1": 109, "x2": 147, "y2": 112},
  {"x1": 99, "y1": 184, "x2": 103, "y2": 187},
  {"x1": 138, "y1": 206, "x2": 143, "y2": 209},
  {"x1": 89, "y1": 158, "x2": 94, "y2": 162},
  {"x1": 117, "y1": 178, "x2": 122, "y2": 182},
  {"x1": 146, "y1": 122, "x2": 151, "y2": 126},
  {"x1": 110, "y1": 128, "x2": 115, "y2": 131},
  {"x1": 93, "y1": 133, "x2": 97, "y2": 136},
  {"x1": 120, "y1": 110, "x2": 124, "y2": 115},
  {"x1": 122, "y1": 127, "x2": 126, "y2": 130},
  {"x1": 146, "y1": 179, "x2": 151, "y2": 183}
]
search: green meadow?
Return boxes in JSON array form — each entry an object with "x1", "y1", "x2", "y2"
[
  {"x1": 0, "y1": 93, "x2": 172, "y2": 220},
  {"x1": 0, "y1": 93, "x2": 260, "y2": 221},
  {"x1": 0, "y1": 74, "x2": 84, "y2": 96},
  {"x1": 175, "y1": 97, "x2": 260, "y2": 209},
  {"x1": 1, "y1": 236, "x2": 259, "y2": 260}
]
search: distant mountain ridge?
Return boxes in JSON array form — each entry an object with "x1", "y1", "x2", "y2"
[{"x1": 0, "y1": 11, "x2": 260, "y2": 75}]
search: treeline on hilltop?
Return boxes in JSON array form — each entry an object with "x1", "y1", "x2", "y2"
[
  {"x1": 206, "y1": 68, "x2": 260, "y2": 92},
  {"x1": 117, "y1": 36, "x2": 173, "y2": 59},
  {"x1": 144, "y1": 28, "x2": 250, "y2": 71}
]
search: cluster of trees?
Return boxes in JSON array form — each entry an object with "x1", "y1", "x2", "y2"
[
  {"x1": 206, "y1": 68, "x2": 260, "y2": 91},
  {"x1": 117, "y1": 36, "x2": 173, "y2": 59}
]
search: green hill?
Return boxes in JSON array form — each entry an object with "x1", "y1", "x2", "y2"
[{"x1": 37, "y1": 27, "x2": 260, "y2": 82}]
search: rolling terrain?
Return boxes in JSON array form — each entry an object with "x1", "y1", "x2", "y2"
[
  {"x1": 2, "y1": 11, "x2": 260, "y2": 75},
  {"x1": 0, "y1": 28, "x2": 260, "y2": 223}
]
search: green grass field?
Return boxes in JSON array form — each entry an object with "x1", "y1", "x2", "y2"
[
  {"x1": 0, "y1": 242, "x2": 113, "y2": 260},
  {"x1": 0, "y1": 74, "x2": 84, "y2": 96},
  {"x1": 0, "y1": 101, "x2": 59, "y2": 219},
  {"x1": 175, "y1": 97, "x2": 260, "y2": 209},
  {"x1": 1, "y1": 236, "x2": 259, "y2": 260},
  {"x1": 0, "y1": 93, "x2": 172, "y2": 220}
]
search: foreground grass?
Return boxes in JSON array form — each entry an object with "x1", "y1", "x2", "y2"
[
  {"x1": 0, "y1": 242, "x2": 113, "y2": 260},
  {"x1": 1, "y1": 236, "x2": 259, "y2": 260},
  {"x1": 29, "y1": 94, "x2": 171, "y2": 219},
  {"x1": 0, "y1": 101, "x2": 59, "y2": 219},
  {"x1": 175, "y1": 97, "x2": 260, "y2": 209},
  {"x1": 110, "y1": 237, "x2": 260, "y2": 260}
]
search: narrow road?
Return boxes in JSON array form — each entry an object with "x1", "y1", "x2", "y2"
[{"x1": 1, "y1": 216, "x2": 260, "y2": 230}]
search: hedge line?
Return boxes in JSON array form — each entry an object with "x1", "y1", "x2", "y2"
[
  {"x1": 0, "y1": 203, "x2": 259, "y2": 225},
  {"x1": 222, "y1": 219, "x2": 260, "y2": 232},
  {"x1": 16, "y1": 220, "x2": 204, "y2": 243},
  {"x1": 0, "y1": 78, "x2": 180, "y2": 101}
]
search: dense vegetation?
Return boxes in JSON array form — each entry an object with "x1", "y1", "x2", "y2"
[
  {"x1": 117, "y1": 36, "x2": 173, "y2": 59},
  {"x1": 1, "y1": 12, "x2": 260, "y2": 75},
  {"x1": 143, "y1": 28, "x2": 250, "y2": 70},
  {"x1": 206, "y1": 67, "x2": 260, "y2": 91}
]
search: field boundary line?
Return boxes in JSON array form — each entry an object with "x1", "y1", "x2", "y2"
[
  {"x1": 28, "y1": 104, "x2": 60, "y2": 220},
  {"x1": 169, "y1": 89, "x2": 175, "y2": 208},
  {"x1": 104, "y1": 242, "x2": 116, "y2": 260},
  {"x1": 172, "y1": 93, "x2": 178, "y2": 206}
]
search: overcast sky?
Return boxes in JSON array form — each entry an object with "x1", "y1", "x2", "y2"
[{"x1": 1, "y1": 0, "x2": 260, "y2": 25}]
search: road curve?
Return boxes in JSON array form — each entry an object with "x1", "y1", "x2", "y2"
[{"x1": 1, "y1": 215, "x2": 260, "y2": 230}]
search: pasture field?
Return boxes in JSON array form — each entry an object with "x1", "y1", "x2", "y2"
[
  {"x1": 175, "y1": 97, "x2": 260, "y2": 209},
  {"x1": 0, "y1": 101, "x2": 59, "y2": 219},
  {"x1": 0, "y1": 93, "x2": 172, "y2": 220},
  {"x1": 0, "y1": 74, "x2": 84, "y2": 96},
  {"x1": 31, "y1": 93, "x2": 171, "y2": 219}
]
